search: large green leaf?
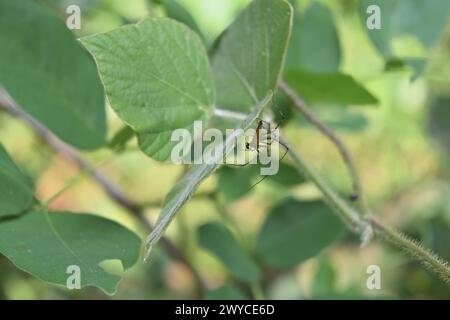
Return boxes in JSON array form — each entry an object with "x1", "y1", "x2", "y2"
[
  {"x1": 145, "y1": 93, "x2": 272, "y2": 259},
  {"x1": 359, "y1": 0, "x2": 450, "y2": 58},
  {"x1": 0, "y1": 0, "x2": 106, "y2": 149},
  {"x1": 0, "y1": 210, "x2": 141, "y2": 295},
  {"x1": 286, "y1": 2, "x2": 341, "y2": 72},
  {"x1": 198, "y1": 223, "x2": 260, "y2": 283},
  {"x1": 284, "y1": 69, "x2": 378, "y2": 105},
  {"x1": 257, "y1": 198, "x2": 345, "y2": 267},
  {"x1": 0, "y1": 145, "x2": 34, "y2": 217},
  {"x1": 81, "y1": 18, "x2": 215, "y2": 161},
  {"x1": 211, "y1": 0, "x2": 292, "y2": 112}
]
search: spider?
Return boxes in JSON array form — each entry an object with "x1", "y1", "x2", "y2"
[{"x1": 226, "y1": 118, "x2": 289, "y2": 189}]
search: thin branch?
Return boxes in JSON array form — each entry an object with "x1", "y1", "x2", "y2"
[
  {"x1": 285, "y1": 138, "x2": 450, "y2": 285},
  {"x1": 278, "y1": 80, "x2": 371, "y2": 217},
  {"x1": 0, "y1": 88, "x2": 206, "y2": 297}
]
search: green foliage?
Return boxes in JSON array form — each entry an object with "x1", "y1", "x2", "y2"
[
  {"x1": 360, "y1": 0, "x2": 450, "y2": 57},
  {"x1": 0, "y1": 210, "x2": 141, "y2": 295},
  {"x1": 257, "y1": 198, "x2": 345, "y2": 267},
  {"x1": 211, "y1": 0, "x2": 293, "y2": 112},
  {"x1": 286, "y1": 1, "x2": 340, "y2": 72},
  {"x1": 284, "y1": 69, "x2": 378, "y2": 105},
  {"x1": 145, "y1": 94, "x2": 272, "y2": 257},
  {"x1": 161, "y1": 0, "x2": 204, "y2": 40},
  {"x1": 206, "y1": 285, "x2": 248, "y2": 300},
  {"x1": 428, "y1": 97, "x2": 450, "y2": 154},
  {"x1": 0, "y1": 0, "x2": 106, "y2": 149},
  {"x1": 108, "y1": 126, "x2": 135, "y2": 150},
  {"x1": 198, "y1": 223, "x2": 260, "y2": 283},
  {"x1": 81, "y1": 18, "x2": 215, "y2": 161},
  {"x1": 218, "y1": 166, "x2": 255, "y2": 202},
  {"x1": 0, "y1": 145, "x2": 34, "y2": 217}
]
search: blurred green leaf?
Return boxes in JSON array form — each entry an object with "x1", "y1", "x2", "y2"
[
  {"x1": 311, "y1": 257, "x2": 337, "y2": 298},
  {"x1": 257, "y1": 198, "x2": 345, "y2": 267},
  {"x1": 161, "y1": 0, "x2": 204, "y2": 40},
  {"x1": 385, "y1": 57, "x2": 427, "y2": 81},
  {"x1": 0, "y1": 0, "x2": 106, "y2": 150},
  {"x1": 108, "y1": 125, "x2": 135, "y2": 150},
  {"x1": 428, "y1": 97, "x2": 450, "y2": 154},
  {"x1": 211, "y1": 0, "x2": 293, "y2": 112},
  {"x1": 360, "y1": 0, "x2": 450, "y2": 58},
  {"x1": 81, "y1": 18, "x2": 214, "y2": 161},
  {"x1": 0, "y1": 144, "x2": 34, "y2": 217},
  {"x1": 198, "y1": 223, "x2": 260, "y2": 283},
  {"x1": 286, "y1": 2, "x2": 340, "y2": 72},
  {"x1": 206, "y1": 285, "x2": 248, "y2": 300},
  {"x1": 266, "y1": 162, "x2": 305, "y2": 187},
  {"x1": 284, "y1": 69, "x2": 378, "y2": 105},
  {"x1": 0, "y1": 210, "x2": 141, "y2": 295},
  {"x1": 145, "y1": 94, "x2": 272, "y2": 258},
  {"x1": 218, "y1": 166, "x2": 254, "y2": 202}
]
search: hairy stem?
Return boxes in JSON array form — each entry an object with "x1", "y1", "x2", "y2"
[
  {"x1": 279, "y1": 80, "x2": 370, "y2": 217},
  {"x1": 286, "y1": 141, "x2": 450, "y2": 285}
]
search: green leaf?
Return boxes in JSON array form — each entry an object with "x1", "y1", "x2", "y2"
[
  {"x1": 161, "y1": 0, "x2": 204, "y2": 40},
  {"x1": 0, "y1": 210, "x2": 141, "y2": 295},
  {"x1": 81, "y1": 18, "x2": 215, "y2": 161},
  {"x1": 256, "y1": 198, "x2": 345, "y2": 267},
  {"x1": 218, "y1": 166, "x2": 254, "y2": 202},
  {"x1": 266, "y1": 162, "x2": 305, "y2": 187},
  {"x1": 108, "y1": 125, "x2": 135, "y2": 150},
  {"x1": 0, "y1": 144, "x2": 34, "y2": 217},
  {"x1": 360, "y1": 0, "x2": 450, "y2": 57},
  {"x1": 284, "y1": 69, "x2": 378, "y2": 105},
  {"x1": 428, "y1": 97, "x2": 450, "y2": 154},
  {"x1": 198, "y1": 223, "x2": 260, "y2": 283},
  {"x1": 0, "y1": 0, "x2": 106, "y2": 149},
  {"x1": 145, "y1": 93, "x2": 272, "y2": 259},
  {"x1": 211, "y1": 0, "x2": 293, "y2": 112},
  {"x1": 206, "y1": 285, "x2": 248, "y2": 300},
  {"x1": 385, "y1": 58, "x2": 427, "y2": 81},
  {"x1": 286, "y1": 2, "x2": 340, "y2": 72},
  {"x1": 311, "y1": 257, "x2": 337, "y2": 298}
]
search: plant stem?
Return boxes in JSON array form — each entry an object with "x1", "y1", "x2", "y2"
[
  {"x1": 286, "y1": 142, "x2": 450, "y2": 285},
  {"x1": 279, "y1": 80, "x2": 371, "y2": 217}
]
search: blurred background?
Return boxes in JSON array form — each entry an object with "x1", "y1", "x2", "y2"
[{"x1": 0, "y1": 0, "x2": 449, "y2": 299}]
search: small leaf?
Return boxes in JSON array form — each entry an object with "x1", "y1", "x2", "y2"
[
  {"x1": 0, "y1": 0, "x2": 106, "y2": 149},
  {"x1": 257, "y1": 198, "x2": 345, "y2": 267},
  {"x1": 161, "y1": 0, "x2": 204, "y2": 40},
  {"x1": 145, "y1": 93, "x2": 272, "y2": 259},
  {"x1": 81, "y1": 18, "x2": 215, "y2": 161},
  {"x1": 108, "y1": 125, "x2": 135, "y2": 150},
  {"x1": 286, "y1": 2, "x2": 340, "y2": 72},
  {"x1": 206, "y1": 285, "x2": 248, "y2": 300},
  {"x1": 284, "y1": 69, "x2": 378, "y2": 105},
  {"x1": 0, "y1": 210, "x2": 141, "y2": 295},
  {"x1": 198, "y1": 223, "x2": 260, "y2": 283},
  {"x1": 0, "y1": 144, "x2": 34, "y2": 217},
  {"x1": 266, "y1": 162, "x2": 305, "y2": 187},
  {"x1": 211, "y1": 0, "x2": 293, "y2": 112}
]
